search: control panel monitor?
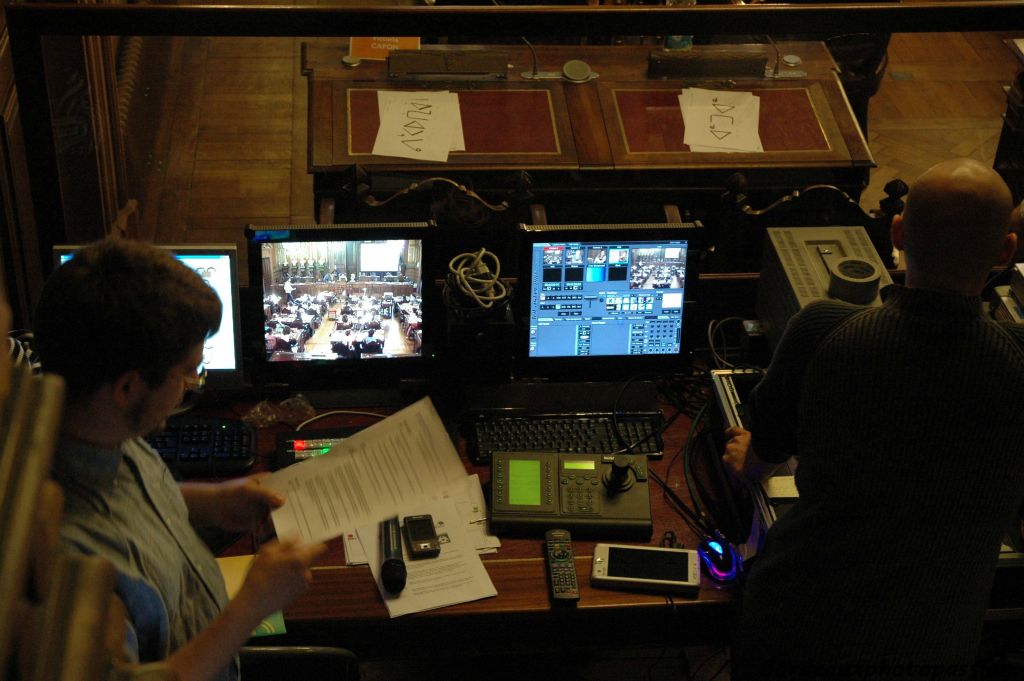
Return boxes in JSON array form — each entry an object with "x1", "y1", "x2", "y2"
[
  {"x1": 516, "y1": 223, "x2": 701, "y2": 379},
  {"x1": 490, "y1": 450, "x2": 653, "y2": 539}
]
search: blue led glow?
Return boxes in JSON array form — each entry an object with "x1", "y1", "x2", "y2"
[
  {"x1": 252, "y1": 230, "x2": 292, "y2": 242},
  {"x1": 709, "y1": 541, "x2": 723, "y2": 554}
]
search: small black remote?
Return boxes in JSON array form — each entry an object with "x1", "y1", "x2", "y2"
[{"x1": 545, "y1": 528, "x2": 580, "y2": 602}]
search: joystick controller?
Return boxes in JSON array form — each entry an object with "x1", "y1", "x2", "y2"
[{"x1": 603, "y1": 454, "x2": 636, "y2": 493}]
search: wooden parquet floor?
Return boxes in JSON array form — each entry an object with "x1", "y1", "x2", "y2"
[
  {"x1": 859, "y1": 30, "x2": 1020, "y2": 212},
  {"x1": 141, "y1": 29, "x2": 1024, "y2": 275}
]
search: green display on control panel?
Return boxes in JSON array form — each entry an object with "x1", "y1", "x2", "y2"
[
  {"x1": 563, "y1": 460, "x2": 595, "y2": 470},
  {"x1": 508, "y1": 459, "x2": 542, "y2": 506}
]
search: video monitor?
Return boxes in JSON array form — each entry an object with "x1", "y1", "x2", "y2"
[
  {"x1": 52, "y1": 243, "x2": 245, "y2": 389},
  {"x1": 516, "y1": 223, "x2": 702, "y2": 379},
  {"x1": 244, "y1": 222, "x2": 433, "y2": 393}
]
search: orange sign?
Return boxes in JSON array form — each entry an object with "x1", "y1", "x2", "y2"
[{"x1": 349, "y1": 37, "x2": 421, "y2": 61}]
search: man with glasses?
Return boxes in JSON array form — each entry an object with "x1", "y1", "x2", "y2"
[{"x1": 33, "y1": 237, "x2": 325, "y2": 681}]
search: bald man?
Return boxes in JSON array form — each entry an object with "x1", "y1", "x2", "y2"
[{"x1": 724, "y1": 159, "x2": 1024, "y2": 680}]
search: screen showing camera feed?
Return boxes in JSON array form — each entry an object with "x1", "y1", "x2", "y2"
[
  {"x1": 260, "y1": 239, "x2": 423, "y2": 361},
  {"x1": 528, "y1": 240, "x2": 688, "y2": 357}
]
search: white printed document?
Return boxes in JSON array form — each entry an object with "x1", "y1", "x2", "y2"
[
  {"x1": 372, "y1": 90, "x2": 464, "y2": 162},
  {"x1": 680, "y1": 87, "x2": 763, "y2": 153},
  {"x1": 342, "y1": 474, "x2": 499, "y2": 565},
  {"x1": 263, "y1": 397, "x2": 467, "y2": 544},
  {"x1": 357, "y1": 498, "x2": 497, "y2": 617}
]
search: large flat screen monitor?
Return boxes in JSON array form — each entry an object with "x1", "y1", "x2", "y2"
[
  {"x1": 244, "y1": 222, "x2": 433, "y2": 395},
  {"x1": 53, "y1": 243, "x2": 244, "y2": 389},
  {"x1": 516, "y1": 223, "x2": 701, "y2": 380}
]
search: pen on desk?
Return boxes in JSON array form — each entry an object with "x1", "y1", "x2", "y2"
[{"x1": 380, "y1": 516, "x2": 407, "y2": 594}]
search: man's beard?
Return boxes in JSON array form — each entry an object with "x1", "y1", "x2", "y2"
[{"x1": 127, "y1": 392, "x2": 162, "y2": 437}]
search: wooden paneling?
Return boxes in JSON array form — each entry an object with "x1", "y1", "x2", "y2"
[{"x1": 0, "y1": 9, "x2": 42, "y2": 327}]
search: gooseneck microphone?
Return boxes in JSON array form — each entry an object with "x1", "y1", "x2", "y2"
[
  {"x1": 765, "y1": 34, "x2": 782, "y2": 78},
  {"x1": 380, "y1": 516, "x2": 407, "y2": 594},
  {"x1": 522, "y1": 36, "x2": 540, "y2": 80}
]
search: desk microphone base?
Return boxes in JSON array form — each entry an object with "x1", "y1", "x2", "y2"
[{"x1": 521, "y1": 70, "x2": 564, "y2": 80}]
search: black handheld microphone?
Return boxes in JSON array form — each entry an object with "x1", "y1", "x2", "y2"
[{"x1": 380, "y1": 516, "x2": 407, "y2": 594}]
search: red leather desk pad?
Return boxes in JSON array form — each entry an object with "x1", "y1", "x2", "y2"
[
  {"x1": 607, "y1": 84, "x2": 832, "y2": 157},
  {"x1": 347, "y1": 87, "x2": 563, "y2": 156}
]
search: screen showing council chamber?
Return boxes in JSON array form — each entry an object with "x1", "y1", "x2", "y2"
[
  {"x1": 259, "y1": 239, "x2": 423, "y2": 361},
  {"x1": 527, "y1": 239, "x2": 688, "y2": 357}
]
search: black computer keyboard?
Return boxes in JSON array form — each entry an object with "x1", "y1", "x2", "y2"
[
  {"x1": 145, "y1": 417, "x2": 256, "y2": 478},
  {"x1": 464, "y1": 411, "x2": 664, "y2": 464}
]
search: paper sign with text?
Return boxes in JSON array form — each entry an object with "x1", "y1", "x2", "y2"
[
  {"x1": 680, "y1": 87, "x2": 763, "y2": 153},
  {"x1": 350, "y1": 37, "x2": 421, "y2": 61},
  {"x1": 373, "y1": 90, "x2": 462, "y2": 162}
]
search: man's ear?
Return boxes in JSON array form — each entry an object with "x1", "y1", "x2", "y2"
[
  {"x1": 109, "y1": 370, "x2": 147, "y2": 410},
  {"x1": 997, "y1": 231, "x2": 1019, "y2": 267},
  {"x1": 890, "y1": 213, "x2": 905, "y2": 252}
]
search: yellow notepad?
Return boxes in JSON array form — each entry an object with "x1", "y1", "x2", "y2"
[{"x1": 216, "y1": 555, "x2": 286, "y2": 637}]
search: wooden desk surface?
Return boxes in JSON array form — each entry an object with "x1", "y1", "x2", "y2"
[
  {"x1": 302, "y1": 40, "x2": 872, "y2": 176},
  {"x1": 250, "y1": 400, "x2": 739, "y2": 655}
]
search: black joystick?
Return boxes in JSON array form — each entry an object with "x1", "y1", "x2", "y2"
[{"x1": 603, "y1": 454, "x2": 635, "y2": 493}]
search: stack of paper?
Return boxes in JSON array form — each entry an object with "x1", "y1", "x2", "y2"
[
  {"x1": 372, "y1": 90, "x2": 465, "y2": 162},
  {"x1": 679, "y1": 87, "x2": 763, "y2": 153},
  {"x1": 263, "y1": 397, "x2": 499, "y2": 617}
]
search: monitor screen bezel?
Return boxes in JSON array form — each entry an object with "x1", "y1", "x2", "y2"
[
  {"x1": 514, "y1": 223, "x2": 703, "y2": 381},
  {"x1": 244, "y1": 222, "x2": 435, "y2": 393},
  {"x1": 51, "y1": 243, "x2": 246, "y2": 390}
]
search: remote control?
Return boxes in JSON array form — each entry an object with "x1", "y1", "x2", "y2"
[{"x1": 544, "y1": 528, "x2": 580, "y2": 602}]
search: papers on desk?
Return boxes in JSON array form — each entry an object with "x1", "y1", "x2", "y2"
[
  {"x1": 262, "y1": 396, "x2": 500, "y2": 616},
  {"x1": 263, "y1": 397, "x2": 469, "y2": 544},
  {"x1": 357, "y1": 498, "x2": 497, "y2": 618},
  {"x1": 680, "y1": 87, "x2": 764, "y2": 153},
  {"x1": 372, "y1": 90, "x2": 465, "y2": 162},
  {"x1": 342, "y1": 474, "x2": 500, "y2": 565}
]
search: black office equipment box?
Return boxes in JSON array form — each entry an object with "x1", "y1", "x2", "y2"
[
  {"x1": 757, "y1": 226, "x2": 893, "y2": 350},
  {"x1": 490, "y1": 451, "x2": 653, "y2": 540}
]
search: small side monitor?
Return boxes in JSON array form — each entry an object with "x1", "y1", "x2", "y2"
[{"x1": 52, "y1": 243, "x2": 245, "y2": 389}]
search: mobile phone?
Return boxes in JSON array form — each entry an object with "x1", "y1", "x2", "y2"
[
  {"x1": 591, "y1": 543, "x2": 700, "y2": 596},
  {"x1": 402, "y1": 514, "x2": 441, "y2": 559}
]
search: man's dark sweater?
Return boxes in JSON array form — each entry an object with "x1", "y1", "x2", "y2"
[{"x1": 733, "y1": 285, "x2": 1024, "y2": 678}]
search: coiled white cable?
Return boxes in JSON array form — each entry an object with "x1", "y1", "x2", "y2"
[{"x1": 447, "y1": 248, "x2": 510, "y2": 310}]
